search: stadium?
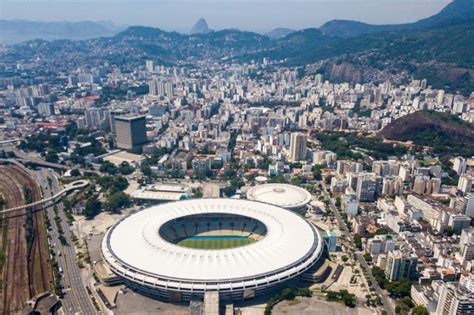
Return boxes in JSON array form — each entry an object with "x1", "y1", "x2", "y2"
[
  {"x1": 246, "y1": 183, "x2": 312, "y2": 210},
  {"x1": 101, "y1": 198, "x2": 324, "y2": 302}
]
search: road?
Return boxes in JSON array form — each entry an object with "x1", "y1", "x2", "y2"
[
  {"x1": 320, "y1": 181, "x2": 395, "y2": 315},
  {"x1": 36, "y1": 169, "x2": 97, "y2": 315}
]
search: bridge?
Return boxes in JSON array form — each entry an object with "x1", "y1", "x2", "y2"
[
  {"x1": 0, "y1": 138, "x2": 21, "y2": 146},
  {"x1": 0, "y1": 180, "x2": 89, "y2": 214}
]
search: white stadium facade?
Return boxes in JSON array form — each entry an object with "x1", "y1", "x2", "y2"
[{"x1": 101, "y1": 198, "x2": 325, "y2": 302}]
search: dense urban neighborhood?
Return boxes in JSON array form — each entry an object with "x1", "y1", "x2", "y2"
[{"x1": 0, "y1": 1, "x2": 474, "y2": 314}]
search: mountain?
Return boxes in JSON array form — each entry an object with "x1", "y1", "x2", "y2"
[
  {"x1": 320, "y1": 0, "x2": 474, "y2": 38},
  {"x1": 190, "y1": 18, "x2": 211, "y2": 35},
  {"x1": 379, "y1": 111, "x2": 474, "y2": 157},
  {"x1": 319, "y1": 20, "x2": 400, "y2": 38},
  {"x1": 4, "y1": 0, "x2": 473, "y2": 93},
  {"x1": 265, "y1": 28, "x2": 295, "y2": 39},
  {"x1": 254, "y1": 18, "x2": 474, "y2": 93},
  {"x1": 0, "y1": 20, "x2": 123, "y2": 44}
]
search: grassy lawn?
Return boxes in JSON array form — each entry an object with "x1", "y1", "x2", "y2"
[{"x1": 178, "y1": 237, "x2": 255, "y2": 249}]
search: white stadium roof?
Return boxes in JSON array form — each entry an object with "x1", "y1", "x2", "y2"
[
  {"x1": 102, "y1": 199, "x2": 322, "y2": 291},
  {"x1": 246, "y1": 183, "x2": 312, "y2": 209}
]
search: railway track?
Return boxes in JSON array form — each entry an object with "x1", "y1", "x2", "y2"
[
  {"x1": 0, "y1": 166, "x2": 28, "y2": 314},
  {"x1": 27, "y1": 187, "x2": 51, "y2": 297},
  {"x1": 0, "y1": 165, "x2": 52, "y2": 314}
]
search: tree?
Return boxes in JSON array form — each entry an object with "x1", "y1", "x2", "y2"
[
  {"x1": 97, "y1": 175, "x2": 129, "y2": 193},
  {"x1": 103, "y1": 192, "x2": 131, "y2": 213},
  {"x1": 363, "y1": 252, "x2": 373, "y2": 262},
  {"x1": 108, "y1": 136, "x2": 115, "y2": 149},
  {"x1": 45, "y1": 150, "x2": 59, "y2": 163},
  {"x1": 386, "y1": 278, "x2": 413, "y2": 298},
  {"x1": 70, "y1": 169, "x2": 81, "y2": 177},
  {"x1": 354, "y1": 233, "x2": 363, "y2": 250},
  {"x1": 401, "y1": 296, "x2": 414, "y2": 308},
  {"x1": 280, "y1": 288, "x2": 295, "y2": 300},
  {"x1": 84, "y1": 197, "x2": 101, "y2": 219},
  {"x1": 412, "y1": 306, "x2": 429, "y2": 315},
  {"x1": 192, "y1": 187, "x2": 203, "y2": 198},
  {"x1": 371, "y1": 266, "x2": 387, "y2": 288},
  {"x1": 141, "y1": 165, "x2": 152, "y2": 176},
  {"x1": 119, "y1": 161, "x2": 134, "y2": 175},
  {"x1": 312, "y1": 165, "x2": 323, "y2": 180},
  {"x1": 326, "y1": 290, "x2": 356, "y2": 308},
  {"x1": 100, "y1": 161, "x2": 118, "y2": 175}
]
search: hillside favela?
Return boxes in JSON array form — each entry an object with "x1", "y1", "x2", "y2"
[{"x1": 0, "y1": 0, "x2": 473, "y2": 314}]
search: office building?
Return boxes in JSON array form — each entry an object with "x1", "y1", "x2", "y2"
[
  {"x1": 289, "y1": 133, "x2": 306, "y2": 162},
  {"x1": 114, "y1": 116, "x2": 147, "y2": 149}
]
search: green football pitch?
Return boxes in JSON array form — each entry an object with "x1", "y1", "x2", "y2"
[{"x1": 178, "y1": 237, "x2": 255, "y2": 249}]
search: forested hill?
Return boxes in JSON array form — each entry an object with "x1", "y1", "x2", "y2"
[{"x1": 379, "y1": 111, "x2": 474, "y2": 157}]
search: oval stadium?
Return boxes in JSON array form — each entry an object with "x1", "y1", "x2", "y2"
[
  {"x1": 246, "y1": 183, "x2": 312, "y2": 210},
  {"x1": 101, "y1": 198, "x2": 324, "y2": 302}
]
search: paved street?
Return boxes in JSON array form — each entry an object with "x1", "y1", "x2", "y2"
[
  {"x1": 36, "y1": 169, "x2": 96, "y2": 315},
  {"x1": 320, "y1": 181, "x2": 395, "y2": 315}
]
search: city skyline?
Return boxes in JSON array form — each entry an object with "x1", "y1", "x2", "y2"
[{"x1": 2, "y1": 0, "x2": 451, "y2": 33}]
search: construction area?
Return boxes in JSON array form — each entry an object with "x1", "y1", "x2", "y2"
[{"x1": 0, "y1": 161, "x2": 52, "y2": 314}]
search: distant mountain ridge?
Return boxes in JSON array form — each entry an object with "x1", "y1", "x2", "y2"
[
  {"x1": 265, "y1": 28, "x2": 295, "y2": 39},
  {"x1": 0, "y1": 20, "x2": 124, "y2": 44},
  {"x1": 4, "y1": 0, "x2": 473, "y2": 93},
  {"x1": 320, "y1": 0, "x2": 474, "y2": 37}
]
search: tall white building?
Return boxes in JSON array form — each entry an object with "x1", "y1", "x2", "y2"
[
  {"x1": 85, "y1": 107, "x2": 110, "y2": 130},
  {"x1": 146, "y1": 60, "x2": 154, "y2": 73},
  {"x1": 453, "y1": 157, "x2": 467, "y2": 175},
  {"x1": 37, "y1": 103, "x2": 55, "y2": 117},
  {"x1": 436, "y1": 282, "x2": 474, "y2": 315},
  {"x1": 466, "y1": 194, "x2": 474, "y2": 218},
  {"x1": 384, "y1": 250, "x2": 418, "y2": 281},
  {"x1": 458, "y1": 175, "x2": 473, "y2": 195}
]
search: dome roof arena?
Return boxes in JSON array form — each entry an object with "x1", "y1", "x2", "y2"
[
  {"x1": 246, "y1": 183, "x2": 312, "y2": 210},
  {"x1": 101, "y1": 199, "x2": 323, "y2": 301}
]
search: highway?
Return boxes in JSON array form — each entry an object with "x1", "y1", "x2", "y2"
[
  {"x1": 36, "y1": 169, "x2": 97, "y2": 315},
  {"x1": 320, "y1": 181, "x2": 395, "y2": 315},
  {"x1": 0, "y1": 177, "x2": 88, "y2": 214}
]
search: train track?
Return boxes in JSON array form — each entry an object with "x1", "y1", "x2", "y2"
[
  {"x1": 0, "y1": 166, "x2": 28, "y2": 314},
  {"x1": 27, "y1": 185, "x2": 51, "y2": 297},
  {"x1": 0, "y1": 165, "x2": 52, "y2": 314}
]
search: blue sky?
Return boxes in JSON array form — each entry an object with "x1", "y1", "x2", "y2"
[{"x1": 1, "y1": 0, "x2": 451, "y2": 33}]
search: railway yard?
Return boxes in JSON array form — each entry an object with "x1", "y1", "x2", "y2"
[{"x1": 0, "y1": 162, "x2": 52, "y2": 314}]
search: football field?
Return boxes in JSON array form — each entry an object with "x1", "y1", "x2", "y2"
[{"x1": 178, "y1": 236, "x2": 255, "y2": 249}]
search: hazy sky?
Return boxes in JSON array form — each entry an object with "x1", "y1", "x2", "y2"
[{"x1": 1, "y1": 0, "x2": 452, "y2": 33}]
